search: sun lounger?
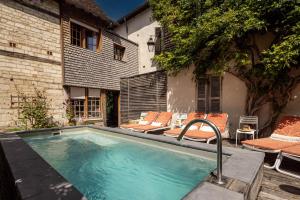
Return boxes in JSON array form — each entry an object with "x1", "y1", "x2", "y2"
[
  {"x1": 183, "y1": 113, "x2": 229, "y2": 144},
  {"x1": 163, "y1": 112, "x2": 206, "y2": 137},
  {"x1": 120, "y1": 111, "x2": 159, "y2": 129},
  {"x1": 132, "y1": 112, "x2": 173, "y2": 133},
  {"x1": 275, "y1": 144, "x2": 300, "y2": 179},
  {"x1": 242, "y1": 116, "x2": 300, "y2": 169}
]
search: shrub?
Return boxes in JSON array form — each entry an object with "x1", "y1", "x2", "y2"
[{"x1": 19, "y1": 88, "x2": 57, "y2": 129}]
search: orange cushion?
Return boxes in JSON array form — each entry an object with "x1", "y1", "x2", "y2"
[
  {"x1": 155, "y1": 112, "x2": 173, "y2": 126},
  {"x1": 120, "y1": 124, "x2": 141, "y2": 129},
  {"x1": 242, "y1": 138, "x2": 299, "y2": 150},
  {"x1": 144, "y1": 111, "x2": 159, "y2": 123},
  {"x1": 274, "y1": 116, "x2": 300, "y2": 137},
  {"x1": 164, "y1": 128, "x2": 181, "y2": 136},
  {"x1": 182, "y1": 112, "x2": 206, "y2": 127},
  {"x1": 133, "y1": 125, "x2": 160, "y2": 131},
  {"x1": 206, "y1": 113, "x2": 228, "y2": 128},
  {"x1": 282, "y1": 144, "x2": 300, "y2": 156},
  {"x1": 184, "y1": 130, "x2": 215, "y2": 140}
]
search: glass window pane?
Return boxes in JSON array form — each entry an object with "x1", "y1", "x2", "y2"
[{"x1": 88, "y1": 97, "x2": 101, "y2": 118}]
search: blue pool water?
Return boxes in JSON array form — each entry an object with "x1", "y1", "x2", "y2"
[{"x1": 23, "y1": 131, "x2": 216, "y2": 200}]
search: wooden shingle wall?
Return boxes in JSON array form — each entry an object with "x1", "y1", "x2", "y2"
[
  {"x1": 62, "y1": 5, "x2": 139, "y2": 91},
  {"x1": 120, "y1": 71, "x2": 167, "y2": 123}
]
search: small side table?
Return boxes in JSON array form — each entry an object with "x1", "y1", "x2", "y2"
[{"x1": 236, "y1": 129, "x2": 256, "y2": 147}]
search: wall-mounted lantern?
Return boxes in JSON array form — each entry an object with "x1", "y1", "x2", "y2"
[{"x1": 147, "y1": 36, "x2": 155, "y2": 52}]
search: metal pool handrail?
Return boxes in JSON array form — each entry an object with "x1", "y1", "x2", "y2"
[{"x1": 177, "y1": 119, "x2": 224, "y2": 185}]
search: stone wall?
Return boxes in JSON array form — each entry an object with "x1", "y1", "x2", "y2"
[
  {"x1": 62, "y1": 5, "x2": 139, "y2": 91},
  {"x1": 0, "y1": 0, "x2": 65, "y2": 128}
]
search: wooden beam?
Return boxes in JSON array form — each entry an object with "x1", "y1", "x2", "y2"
[
  {"x1": 101, "y1": 90, "x2": 107, "y2": 126},
  {"x1": 96, "y1": 29, "x2": 103, "y2": 52},
  {"x1": 118, "y1": 93, "x2": 121, "y2": 126},
  {"x1": 84, "y1": 88, "x2": 88, "y2": 118}
]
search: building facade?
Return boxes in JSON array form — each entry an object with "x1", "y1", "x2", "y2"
[
  {"x1": 116, "y1": 2, "x2": 300, "y2": 137},
  {"x1": 114, "y1": 2, "x2": 161, "y2": 74},
  {"x1": 0, "y1": 0, "x2": 139, "y2": 128},
  {"x1": 0, "y1": 0, "x2": 64, "y2": 128},
  {"x1": 61, "y1": 1, "x2": 139, "y2": 125}
]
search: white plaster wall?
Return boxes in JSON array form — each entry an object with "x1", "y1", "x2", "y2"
[
  {"x1": 167, "y1": 67, "x2": 197, "y2": 113},
  {"x1": 221, "y1": 72, "x2": 247, "y2": 136},
  {"x1": 114, "y1": 8, "x2": 160, "y2": 74},
  {"x1": 167, "y1": 68, "x2": 248, "y2": 138}
]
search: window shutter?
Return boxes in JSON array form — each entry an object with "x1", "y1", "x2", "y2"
[
  {"x1": 197, "y1": 78, "x2": 207, "y2": 112},
  {"x1": 209, "y1": 76, "x2": 221, "y2": 113},
  {"x1": 81, "y1": 28, "x2": 86, "y2": 48},
  {"x1": 96, "y1": 29, "x2": 103, "y2": 52},
  {"x1": 155, "y1": 27, "x2": 162, "y2": 55}
]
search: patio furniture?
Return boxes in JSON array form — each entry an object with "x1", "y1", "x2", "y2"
[
  {"x1": 276, "y1": 144, "x2": 300, "y2": 179},
  {"x1": 163, "y1": 112, "x2": 206, "y2": 137},
  {"x1": 183, "y1": 113, "x2": 229, "y2": 144},
  {"x1": 242, "y1": 115, "x2": 300, "y2": 169},
  {"x1": 132, "y1": 112, "x2": 173, "y2": 133},
  {"x1": 174, "y1": 113, "x2": 188, "y2": 128},
  {"x1": 120, "y1": 111, "x2": 159, "y2": 129},
  {"x1": 235, "y1": 116, "x2": 258, "y2": 146}
]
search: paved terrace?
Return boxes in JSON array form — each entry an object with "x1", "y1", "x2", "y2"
[{"x1": 223, "y1": 140, "x2": 300, "y2": 200}]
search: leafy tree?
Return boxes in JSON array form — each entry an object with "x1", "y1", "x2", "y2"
[{"x1": 150, "y1": 0, "x2": 300, "y2": 136}]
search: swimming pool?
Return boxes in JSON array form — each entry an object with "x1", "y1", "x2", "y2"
[{"x1": 22, "y1": 129, "x2": 216, "y2": 200}]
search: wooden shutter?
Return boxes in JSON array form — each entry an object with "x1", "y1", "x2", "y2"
[
  {"x1": 197, "y1": 78, "x2": 207, "y2": 112},
  {"x1": 81, "y1": 28, "x2": 86, "y2": 48},
  {"x1": 96, "y1": 29, "x2": 103, "y2": 52},
  {"x1": 155, "y1": 27, "x2": 162, "y2": 55},
  {"x1": 209, "y1": 76, "x2": 221, "y2": 113}
]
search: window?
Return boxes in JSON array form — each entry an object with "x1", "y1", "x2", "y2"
[
  {"x1": 86, "y1": 30, "x2": 97, "y2": 51},
  {"x1": 88, "y1": 97, "x2": 100, "y2": 118},
  {"x1": 114, "y1": 44, "x2": 125, "y2": 61},
  {"x1": 197, "y1": 76, "x2": 222, "y2": 113},
  {"x1": 71, "y1": 99, "x2": 85, "y2": 118},
  {"x1": 69, "y1": 87, "x2": 101, "y2": 119},
  {"x1": 71, "y1": 23, "x2": 81, "y2": 47},
  {"x1": 70, "y1": 22, "x2": 100, "y2": 52}
]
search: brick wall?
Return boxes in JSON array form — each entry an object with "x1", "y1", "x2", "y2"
[
  {"x1": 62, "y1": 5, "x2": 139, "y2": 91},
  {"x1": 0, "y1": 0, "x2": 65, "y2": 128}
]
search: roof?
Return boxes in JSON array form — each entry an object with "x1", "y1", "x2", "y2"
[
  {"x1": 117, "y1": 1, "x2": 150, "y2": 24},
  {"x1": 64, "y1": 0, "x2": 114, "y2": 25}
]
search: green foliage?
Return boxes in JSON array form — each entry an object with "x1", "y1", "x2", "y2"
[
  {"x1": 150, "y1": 0, "x2": 300, "y2": 78},
  {"x1": 19, "y1": 88, "x2": 57, "y2": 130},
  {"x1": 5, "y1": 127, "x2": 24, "y2": 132},
  {"x1": 150, "y1": 0, "x2": 300, "y2": 134},
  {"x1": 262, "y1": 23, "x2": 300, "y2": 74},
  {"x1": 64, "y1": 98, "x2": 76, "y2": 126}
]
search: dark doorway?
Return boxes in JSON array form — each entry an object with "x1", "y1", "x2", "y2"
[{"x1": 106, "y1": 90, "x2": 119, "y2": 127}]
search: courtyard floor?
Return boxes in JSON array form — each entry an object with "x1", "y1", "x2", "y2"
[{"x1": 223, "y1": 140, "x2": 300, "y2": 200}]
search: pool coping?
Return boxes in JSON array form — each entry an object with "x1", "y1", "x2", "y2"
[{"x1": 0, "y1": 126, "x2": 265, "y2": 200}]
